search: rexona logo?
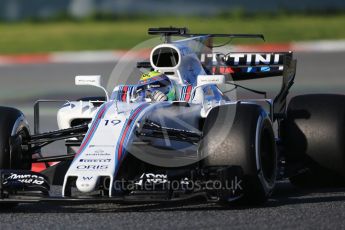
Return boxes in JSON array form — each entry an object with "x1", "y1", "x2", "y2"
[
  {"x1": 76, "y1": 165, "x2": 108, "y2": 170},
  {"x1": 79, "y1": 159, "x2": 111, "y2": 163}
]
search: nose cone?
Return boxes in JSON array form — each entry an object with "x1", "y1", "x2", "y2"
[{"x1": 76, "y1": 175, "x2": 99, "y2": 193}]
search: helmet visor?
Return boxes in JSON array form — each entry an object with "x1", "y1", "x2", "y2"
[{"x1": 137, "y1": 76, "x2": 172, "y2": 95}]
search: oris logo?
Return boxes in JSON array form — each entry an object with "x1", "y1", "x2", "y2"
[{"x1": 76, "y1": 165, "x2": 108, "y2": 170}]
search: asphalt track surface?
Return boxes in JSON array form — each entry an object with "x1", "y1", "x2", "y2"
[{"x1": 0, "y1": 52, "x2": 345, "y2": 229}]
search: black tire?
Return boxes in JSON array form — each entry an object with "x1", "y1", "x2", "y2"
[
  {"x1": 283, "y1": 94, "x2": 345, "y2": 187},
  {"x1": 200, "y1": 103, "x2": 277, "y2": 204},
  {"x1": 0, "y1": 106, "x2": 31, "y2": 209},
  {"x1": 0, "y1": 106, "x2": 31, "y2": 170}
]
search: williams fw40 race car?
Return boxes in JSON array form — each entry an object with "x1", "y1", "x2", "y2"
[{"x1": 0, "y1": 27, "x2": 344, "y2": 209}]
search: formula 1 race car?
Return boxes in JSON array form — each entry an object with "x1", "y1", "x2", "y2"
[{"x1": 0, "y1": 27, "x2": 344, "y2": 208}]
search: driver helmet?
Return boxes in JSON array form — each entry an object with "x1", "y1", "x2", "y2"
[{"x1": 137, "y1": 71, "x2": 176, "y2": 101}]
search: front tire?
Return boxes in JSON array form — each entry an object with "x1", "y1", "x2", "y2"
[
  {"x1": 200, "y1": 103, "x2": 277, "y2": 204},
  {"x1": 0, "y1": 106, "x2": 31, "y2": 170},
  {"x1": 0, "y1": 106, "x2": 31, "y2": 209}
]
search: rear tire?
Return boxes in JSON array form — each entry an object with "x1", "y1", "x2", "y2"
[
  {"x1": 283, "y1": 94, "x2": 345, "y2": 187},
  {"x1": 200, "y1": 103, "x2": 277, "y2": 204}
]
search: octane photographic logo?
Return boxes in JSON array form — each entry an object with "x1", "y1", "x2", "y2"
[
  {"x1": 106, "y1": 176, "x2": 243, "y2": 194},
  {"x1": 106, "y1": 36, "x2": 238, "y2": 168}
]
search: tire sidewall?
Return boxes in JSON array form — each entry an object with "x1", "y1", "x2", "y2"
[
  {"x1": 201, "y1": 103, "x2": 277, "y2": 202},
  {"x1": 255, "y1": 116, "x2": 277, "y2": 197},
  {"x1": 0, "y1": 107, "x2": 30, "y2": 169}
]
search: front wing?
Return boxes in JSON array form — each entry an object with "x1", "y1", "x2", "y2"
[{"x1": 0, "y1": 166, "x2": 244, "y2": 205}]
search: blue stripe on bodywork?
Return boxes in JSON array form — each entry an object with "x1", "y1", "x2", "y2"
[
  {"x1": 73, "y1": 102, "x2": 112, "y2": 161},
  {"x1": 180, "y1": 86, "x2": 187, "y2": 101},
  {"x1": 114, "y1": 103, "x2": 149, "y2": 174}
]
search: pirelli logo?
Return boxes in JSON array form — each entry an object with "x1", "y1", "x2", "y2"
[{"x1": 79, "y1": 159, "x2": 111, "y2": 163}]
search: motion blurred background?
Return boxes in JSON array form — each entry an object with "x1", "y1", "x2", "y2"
[
  {"x1": 0, "y1": 0, "x2": 344, "y2": 153},
  {"x1": 0, "y1": 0, "x2": 345, "y2": 53}
]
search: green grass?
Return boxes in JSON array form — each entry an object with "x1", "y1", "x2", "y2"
[{"x1": 0, "y1": 15, "x2": 345, "y2": 54}]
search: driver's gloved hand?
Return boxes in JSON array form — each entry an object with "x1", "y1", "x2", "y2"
[
  {"x1": 149, "y1": 90, "x2": 167, "y2": 102},
  {"x1": 131, "y1": 91, "x2": 144, "y2": 102}
]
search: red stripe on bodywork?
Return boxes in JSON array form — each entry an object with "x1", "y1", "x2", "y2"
[
  {"x1": 75, "y1": 105, "x2": 107, "y2": 157},
  {"x1": 184, "y1": 85, "x2": 193, "y2": 101},
  {"x1": 121, "y1": 86, "x2": 128, "y2": 102},
  {"x1": 117, "y1": 104, "x2": 147, "y2": 161}
]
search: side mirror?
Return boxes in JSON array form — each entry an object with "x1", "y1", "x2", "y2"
[
  {"x1": 197, "y1": 75, "x2": 225, "y2": 86},
  {"x1": 75, "y1": 75, "x2": 102, "y2": 87},
  {"x1": 191, "y1": 74, "x2": 226, "y2": 103},
  {"x1": 75, "y1": 75, "x2": 109, "y2": 101}
]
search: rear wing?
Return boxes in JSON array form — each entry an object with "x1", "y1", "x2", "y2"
[
  {"x1": 209, "y1": 51, "x2": 296, "y2": 118},
  {"x1": 201, "y1": 51, "x2": 297, "y2": 119},
  {"x1": 202, "y1": 52, "x2": 293, "y2": 81}
]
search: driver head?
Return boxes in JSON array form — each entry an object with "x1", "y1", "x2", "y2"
[{"x1": 137, "y1": 71, "x2": 176, "y2": 101}]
